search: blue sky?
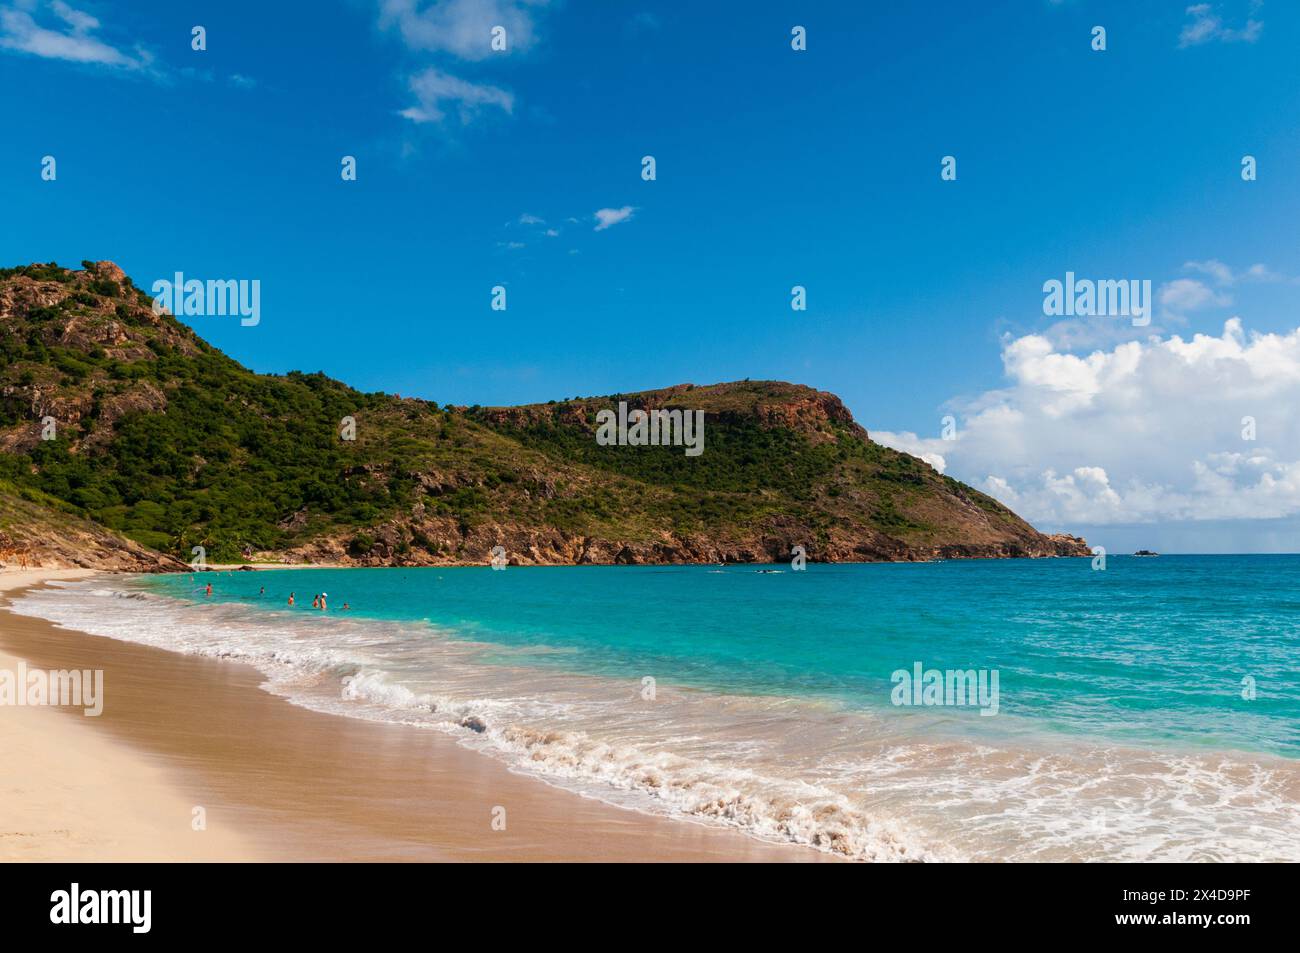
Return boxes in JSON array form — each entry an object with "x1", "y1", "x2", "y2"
[{"x1": 3, "y1": 0, "x2": 1300, "y2": 550}]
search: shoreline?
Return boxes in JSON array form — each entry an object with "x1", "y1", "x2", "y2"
[
  {"x1": 0, "y1": 570, "x2": 257, "y2": 861},
  {"x1": 197, "y1": 553, "x2": 1094, "y2": 571},
  {"x1": 0, "y1": 569, "x2": 831, "y2": 862}
]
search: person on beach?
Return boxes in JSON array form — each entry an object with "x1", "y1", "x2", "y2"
[{"x1": 288, "y1": 592, "x2": 295, "y2": 606}]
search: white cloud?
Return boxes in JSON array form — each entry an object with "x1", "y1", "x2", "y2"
[
  {"x1": 1158, "y1": 277, "x2": 1232, "y2": 317},
  {"x1": 1184, "y1": 258, "x2": 1285, "y2": 286},
  {"x1": 593, "y1": 206, "x2": 636, "y2": 231},
  {"x1": 873, "y1": 317, "x2": 1300, "y2": 527},
  {"x1": 49, "y1": 0, "x2": 93, "y2": 33},
  {"x1": 1178, "y1": 2, "x2": 1263, "y2": 48},
  {"x1": 517, "y1": 213, "x2": 545, "y2": 225},
  {"x1": 1244, "y1": 263, "x2": 1283, "y2": 282},
  {"x1": 918, "y1": 451, "x2": 946, "y2": 472},
  {"x1": 1033, "y1": 264, "x2": 1281, "y2": 349},
  {"x1": 378, "y1": 0, "x2": 550, "y2": 61},
  {"x1": 1035, "y1": 316, "x2": 1151, "y2": 351},
  {"x1": 0, "y1": 1, "x2": 148, "y2": 68},
  {"x1": 1155, "y1": 260, "x2": 1290, "y2": 319},
  {"x1": 379, "y1": 2, "x2": 550, "y2": 130},
  {"x1": 399, "y1": 67, "x2": 514, "y2": 124},
  {"x1": 1183, "y1": 258, "x2": 1234, "y2": 285}
]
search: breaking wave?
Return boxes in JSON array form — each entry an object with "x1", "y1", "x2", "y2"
[{"x1": 9, "y1": 577, "x2": 1299, "y2": 862}]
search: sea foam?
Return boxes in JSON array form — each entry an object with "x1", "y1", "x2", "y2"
[{"x1": 10, "y1": 578, "x2": 1299, "y2": 862}]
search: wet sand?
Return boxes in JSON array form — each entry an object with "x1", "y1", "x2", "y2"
[{"x1": 0, "y1": 571, "x2": 830, "y2": 861}]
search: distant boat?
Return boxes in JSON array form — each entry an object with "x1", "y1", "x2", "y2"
[{"x1": 1133, "y1": 550, "x2": 1159, "y2": 557}]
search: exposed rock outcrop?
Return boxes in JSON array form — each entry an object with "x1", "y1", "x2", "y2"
[{"x1": 0, "y1": 484, "x2": 187, "y2": 571}]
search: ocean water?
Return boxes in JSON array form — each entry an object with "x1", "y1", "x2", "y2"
[{"x1": 12, "y1": 556, "x2": 1300, "y2": 861}]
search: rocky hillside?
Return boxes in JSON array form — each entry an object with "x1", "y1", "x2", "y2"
[
  {"x1": 0, "y1": 480, "x2": 186, "y2": 571},
  {"x1": 0, "y1": 261, "x2": 1088, "y2": 567}
]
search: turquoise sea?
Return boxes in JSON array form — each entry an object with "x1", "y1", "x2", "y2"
[{"x1": 15, "y1": 555, "x2": 1300, "y2": 861}]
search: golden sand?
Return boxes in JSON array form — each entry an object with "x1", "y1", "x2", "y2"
[{"x1": 0, "y1": 570, "x2": 829, "y2": 862}]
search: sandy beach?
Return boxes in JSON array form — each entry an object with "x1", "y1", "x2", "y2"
[{"x1": 0, "y1": 569, "x2": 828, "y2": 862}]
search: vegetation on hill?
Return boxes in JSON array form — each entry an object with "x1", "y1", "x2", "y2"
[
  {"x1": 0, "y1": 261, "x2": 1088, "y2": 566},
  {"x1": 0, "y1": 478, "x2": 186, "y2": 570}
]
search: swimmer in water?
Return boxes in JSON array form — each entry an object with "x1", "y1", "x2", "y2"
[
  {"x1": 320, "y1": 592, "x2": 328, "y2": 610},
  {"x1": 259, "y1": 585, "x2": 265, "y2": 596},
  {"x1": 205, "y1": 582, "x2": 213, "y2": 596},
  {"x1": 288, "y1": 592, "x2": 295, "y2": 606},
  {"x1": 342, "y1": 602, "x2": 350, "y2": 610},
  {"x1": 312, "y1": 594, "x2": 320, "y2": 609}
]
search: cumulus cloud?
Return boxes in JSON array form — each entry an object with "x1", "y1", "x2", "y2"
[
  {"x1": 593, "y1": 206, "x2": 636, "y2": 231},
  {"x1": 0, "y1": 0, "x2": 150, "y2": 68},
  {"x1": 1178, "y1": 2, "x2": 1263, "y2": 48},
  {"x1": 873, "y1": 317, "x2": 1300, "y2": 526},
  {"x1": 399, "y1": 67, "x2": 514, "y2": 124}
]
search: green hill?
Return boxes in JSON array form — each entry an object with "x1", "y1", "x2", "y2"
[
  {"x1": 0, "y1": 478, "x2": 186, "y2": 571},
  {"x1": 0, "y1": 261, "x2": 1088, "y2": 566}
]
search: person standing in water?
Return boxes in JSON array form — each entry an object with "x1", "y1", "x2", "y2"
[
  {"x1": 205, "y1": 582, "x2": 213, "y2": 597},
  {"x1": 319, "y1": 592, "x2": 328, "y2": 610},
  {"x1": 312, "y1": 594, "x2": 320, "y2": 609},
  {"x1": 288, "y1": 592, "x2": 295, "y2": 606}
]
